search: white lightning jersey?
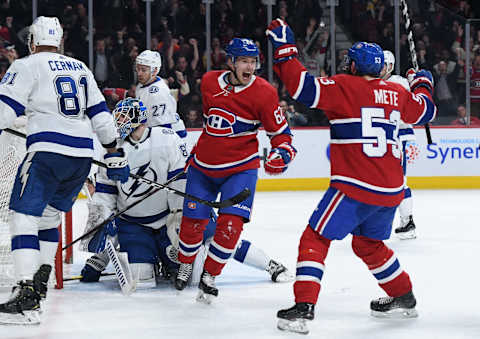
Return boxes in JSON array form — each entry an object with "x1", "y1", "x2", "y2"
[
  {"x1": 93, "y1": 126, "x2": 188, "y2": 229},
  {"x1": 136, "y1": 77, "x2": 178, "y2": 127},
  {"x1": 0, "y1": 52, "x2": 117, "y2": 157},
  {"x1": 387, "y1": 74, "x2": 415, "y2": 142}
]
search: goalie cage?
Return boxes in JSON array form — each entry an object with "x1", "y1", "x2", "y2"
[{"x1": 0, "y1": 129, "x2": 73, "y2": 289}]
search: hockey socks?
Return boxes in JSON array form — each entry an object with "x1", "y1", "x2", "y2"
[
  {"x1": 351, "y1": 235, "x2": 412, "y2": 297},
  {"x1": 204, "y1": 214, "x2": 243, "y2": 276},
  {"x1": 178, "y1": 216, "x2": 209, "y2": 264},
  {"x1": 294, "y1": 226, "x2": 331, "y2": 304}
]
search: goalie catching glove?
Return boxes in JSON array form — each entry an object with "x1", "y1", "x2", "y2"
[
  {"x1": 264, "y1": 142, "x2": 297, "y2": 175},
  {"x1": 266, "y1": 18, "x2": 298, "y2": 63},
  {"x1": 87, "y1": 217, "x2": 118, "y2": 253}
]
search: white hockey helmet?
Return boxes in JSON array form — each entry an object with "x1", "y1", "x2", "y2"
[
  {"x1": 28, "y1": 16, "x2": 63, "y2": 53},
  {"x1": 383, "y1": 50, "x2": 395, "y2": 76},
  {"x1": 136, "y1": 50, "x2": 162, "y2": 74}
]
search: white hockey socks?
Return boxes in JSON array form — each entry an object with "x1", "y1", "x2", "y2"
[{"x1": 233, "y1": 240, "x2": 269, "y2": 271}]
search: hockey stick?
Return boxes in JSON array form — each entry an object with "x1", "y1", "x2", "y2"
[
  {"x1": 3, "y1": 128, "x2": 251, "y2": 209},
  {"x1": 400, "y1": 0, "x2": 433, "y2": 144},
  {"x1": 62, "y1": 170, "x2": 185, "y2": 251},
  {"x1": 63, "y1": 272, "x2": 115, "y2": 282}
]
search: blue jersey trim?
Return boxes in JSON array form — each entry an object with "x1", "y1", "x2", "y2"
[
  {"x1": 38, "y1": 228, "x2": 59, "y2": 242},
  {"x1": 193, "y1": 156, "x2": 260, "y2": 171},
  {"x1": 373, "y1": 259, "x2": 400, "y2": 281},
  {"x1": 96, "y1": 182, "x2": 119, "y2": 195},
  {"x1": 296, "y1": 73, "x2": 317, "y2": 108},
  {"x1": 209, "y1": 243, "x2": 232, "y2": 260},
  {"x1": 296, "y1": 266, "x2": 324, "y2": 280},
  {"x1": 86, "y1": 101, "x2": 109, "y2": 119},
  {"x1": 179, "y1": 241, "x2": 201, "y2": 253},
  {"x1": 416, "y1": 94, "x2": 436, "y2": 125},
  {"x1": 11, "y1": 235, "x2": 40, "y2": 251},
  {"x1": 331, "y1": 121, "x2": 396, "y2": 141},
  {"x1": 176, "y1": 129, "x2": 187, "y2": 138},
  {"x1": 233, "y1": 240, "x2": 250, "y2": 263},
  {"x1": 0, "y1": 94, "x2": 25, "y2": 116},
  {"x1": 26, "y1": 132, "x2": 94, "y2": 150},
  {"x1": 167, "y1": 168, "x2": 185, "y2": 181},
  {"x1": 121, "y1": 208, "x2": 170, "y2": 225}
]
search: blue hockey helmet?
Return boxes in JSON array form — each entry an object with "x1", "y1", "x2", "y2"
[
  {"x1": 113, "y1": 97, "x2": 147, "y2": 139},
  {"x1": 226, "y1": 38, "x2": 259, "y2": 67},
  {"x1": 346, "y1": 42, "x2": 384, "y2": 77}
]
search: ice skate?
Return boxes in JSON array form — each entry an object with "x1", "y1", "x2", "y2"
[
  {"x1": 277, "y1": 303, "x2": 315, "y2": 335},
  {"x1": 267, "y1": 259, "x2": 294, "y2": 282},
  {"x1": 370, "y1": 290, "x2": 418, "y2": 318},
  {"x1": 0, "y1": 280, "x2": 42, "y2": 325},
  {"x1": 196, "y1": 270, "x2": 218, "y2": 304},
  {"x1": 395, "y1": 216, "x2": 416, "y2": 240},
  {"x1": 174, "y1": 263, "x2": 193, "y2": 290},
  {"x1": 33, "y1": 264, "x2": 52, "y2": 299}
]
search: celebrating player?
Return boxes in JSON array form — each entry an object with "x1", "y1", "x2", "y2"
[
  {"x1": 0, "y1": 17, "x2": 129, "y2": 325},
  {"x1": 266, "y1": 19, "x2": 436, "y2": 334},
  {"x1": 381, "y1": 50, "x2": 417, "y2": 239},
  {"x1": 174, "y1": 38, "x2": 297, "y2": 303},
  {"x1": 135, "y1": 50, "x2": 187, "y2": 139}
]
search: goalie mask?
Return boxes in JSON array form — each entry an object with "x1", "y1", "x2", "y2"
[
  {"x1": 113, "y1": 98, "x2": 147, "y2": 139},
  {"x1": 28, "y1": 16, "x2": 63, "y2": 54}
]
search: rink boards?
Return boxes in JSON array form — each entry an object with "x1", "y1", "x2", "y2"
[{"x1": 184, "y1": 127, "x2": 480, "y2": 190}]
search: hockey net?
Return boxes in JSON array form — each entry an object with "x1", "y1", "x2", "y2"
[{"x1": 0, "y1": 128, "x2": 70, "y2": 289}]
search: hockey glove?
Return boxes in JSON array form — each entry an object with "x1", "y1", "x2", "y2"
[
  {"x1": 266, "y1": 18, "x2": 298, "y2": 63},
  {"x1": 87, "y1": 218, "x2": 118, "y2": 253},
  {"x1": 406, "y1": 68, "x2": 434, "y2": 95},
  {"x1": 104, "y1": 148, "x2": 130, "y2": 183},
  {"x1": 264, "y1": 142, "x2": 297, "y2": 175}
]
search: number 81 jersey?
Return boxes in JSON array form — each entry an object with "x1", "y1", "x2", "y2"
[
  {"x1": 275, "y1": 58, "x2": 436, "y2": 206},
  {"x1": 0, "y1": 52, "x2": 116, "y2": 158}
]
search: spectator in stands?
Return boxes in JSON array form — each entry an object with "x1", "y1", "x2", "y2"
[
  {"x1": 93, "y1": 38, "x2": 112, "y2": 88},
  {"x1": 451, "y1": 104, "x2": 480, "y2": 126},
  {"x1": 433, "y1": 59, "x2": 459, "y2": 117},
  {"x1": 280, "y1": 100, "x2": 308, "y2": 127},
  {"x1": 184, "y1": 107, "x2": 203, "y2": 128}
]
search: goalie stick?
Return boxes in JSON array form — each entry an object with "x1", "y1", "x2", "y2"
[
  {"x1": 3, "y1": 128, "x2": 251, "y2": 210},
  {"x1": 400, "y1": 0, "x2": 433, "y2": 144},
  {"x1": 63, "y1": 170, "x2": 185, "y2": 251},
  {"x1": 63, "y1": 272, "x2": 115, "y2": 282}
]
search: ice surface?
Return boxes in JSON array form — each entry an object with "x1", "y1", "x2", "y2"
[{"x1": 1, "y1": 190, "x2": 479, "y2": 338}]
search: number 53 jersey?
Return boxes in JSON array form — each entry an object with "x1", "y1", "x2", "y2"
[
  {"x1": 0, "y1": 52, "x2": 117, "y2": 158},
  {"x1": 275, "y1": 58, "x2": 436, "y2": 206},
  {"x1": 192, "y1": 70, "x2": 292, "y2": 178}
]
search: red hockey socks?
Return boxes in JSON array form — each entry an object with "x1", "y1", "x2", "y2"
[
  {"x1": 351, "y1": 235, "x2": 412, "y2": 297},
  {"x1": 178, "y1": 216, "x2": 209, "y2": 264},
  {"x1": 204, "y1": 214, "x2": 244, "y2": 276},
  {"x1": 294, "y1": 226, "x2": 331, "y2": 304}
]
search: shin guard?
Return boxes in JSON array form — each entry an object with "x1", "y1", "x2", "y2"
[
  {"x1": 204, "y1": 214, "x2": 244, "y2": 276},
  {"x1": 294, "y1": 226, "x2": 331, "y2": 304},
  {"x1": 178, "y1": 216, "x2": 208, "y2": 264},
  {"x1": 351, "y1": 235, "x2": 412, "y2": 297}
]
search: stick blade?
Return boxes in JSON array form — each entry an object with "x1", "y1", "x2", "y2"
[{"x1": 212, "y1": 188, "x2": 251, "y2": 209}]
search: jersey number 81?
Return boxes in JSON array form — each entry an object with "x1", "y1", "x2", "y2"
[{"x1": 54, "y1": 75, "x2": 88, "y2": 118}]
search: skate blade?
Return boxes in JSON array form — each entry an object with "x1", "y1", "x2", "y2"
[
  {"x1": 196, "y1": 289, "x2": 216, "y2": 304},
  {"x1": 0, "y1": 309, "x2": 41, "y2": 325},
  {"x1": 273, "y1": 271, "x2": 295, "y2": 283},
  {"x1": 371, "y1": 307, "x2": 418, "y2": 319},
  {"x1": 396, "y1": 230, "x2": 417, "y2": 240},
  {"x1": 277, "y1": 318, "x2": 309, "y2": 335}
]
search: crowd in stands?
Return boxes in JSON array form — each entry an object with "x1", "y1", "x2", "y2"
[{"x1": 0, "y1": 0, "x2": 479, "y2": 126}]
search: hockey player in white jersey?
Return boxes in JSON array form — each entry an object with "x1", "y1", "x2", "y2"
[
  {"x1": 135, "y1": 50, "x2": 187, "y2": 139},
  {"x1": 0, "y1": 17, "x2": 129, "y2": 325},
  {"x1": 80, "y1": 99, "x2": 293, "y2": 288},
  {"x1": 381, "y1": 50, "x2": 417, "y2": 239}
]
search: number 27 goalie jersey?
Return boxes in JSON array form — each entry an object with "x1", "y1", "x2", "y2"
[{"x1": 275, "y1": 59, "x2": 436, "y2": 206}]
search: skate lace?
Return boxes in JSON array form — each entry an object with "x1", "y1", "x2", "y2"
[
  {"x1": 378, "y1": 296, "x2": 394, "y2": 305},
  {"x1": 177, "y1": 263, "x2": 192, "y2": 282},
  {"x1": 202, "y1": 271, "x2": 216, "y2": 287}
]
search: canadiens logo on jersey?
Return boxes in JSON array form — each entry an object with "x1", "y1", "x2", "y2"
[{"x1": 205, "y1": 107, "x2": 236, "y2": 136}]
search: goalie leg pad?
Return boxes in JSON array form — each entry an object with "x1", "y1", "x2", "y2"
[
  {"x1": 351, "y1": 235, "x2": 412, "y2": 297},
  {"x1": 294, "y1": 226, "x2": 331, "y2": 304},
  {"x1": 117, "y1": 220, "x2": 157, "y2": 264},
  {"x1": 204, "y1": 214, "x2": 244, "y2": 276},
  {"x1": 130, "y1": 263, "x2": 156, "y2": 289}
]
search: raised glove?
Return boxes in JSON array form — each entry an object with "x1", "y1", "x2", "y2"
[
  {"x1": 104, "y1": 148, "x2": 130, "y2": 183},
  {"x1": 264, "y1": 142, "x2": 297, "y2": 175},
  {"x1": 406, "y1": 68, "x2": 434, "y2": 94},
  {"x1": 266, "y1": 18, "x2": 298, "y2": 63}
]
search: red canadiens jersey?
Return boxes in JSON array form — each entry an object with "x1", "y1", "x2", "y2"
[
  {"x1": 191, "y1": 71, "x2": 291, "y2": 177},
  {"x1": 275, "y1": 59, "x2": 436, "y2": 207}
]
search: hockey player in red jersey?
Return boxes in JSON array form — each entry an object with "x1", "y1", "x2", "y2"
[
  {"x1": 266, "y1": 19, "x2": 436, "y2": 334},
  {"x1": 174, "y1": 38, "x2": 297, "y2": 303}
]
